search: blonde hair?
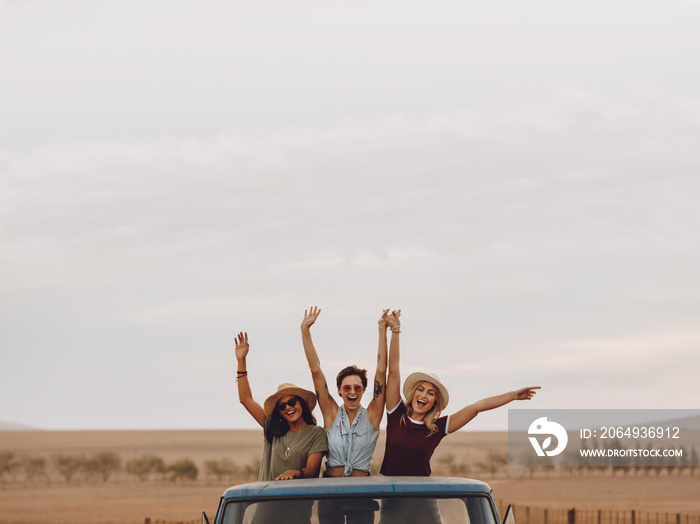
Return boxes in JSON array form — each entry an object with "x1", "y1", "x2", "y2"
[{"x1": 402, "y1": 381, "x2": 443, "y2": 436}]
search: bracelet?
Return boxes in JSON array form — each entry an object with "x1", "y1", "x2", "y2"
[
  {"x1": 298, "y1": 468, "x2": 304, "y2": 478},
  {"x1": 237, "y1": 371, "x2": 248, "y2": 375},
  {"x1": 390, "y1": 327, "x2": 401, "y2": 333}
]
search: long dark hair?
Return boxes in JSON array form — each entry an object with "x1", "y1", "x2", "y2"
[{"x1": 264, "y1": 396, "x2": 317, "y2": 443}]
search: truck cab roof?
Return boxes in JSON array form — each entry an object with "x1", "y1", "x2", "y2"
[{"x1": 221, "y1": 476, "x2": 493, "y2": 500}]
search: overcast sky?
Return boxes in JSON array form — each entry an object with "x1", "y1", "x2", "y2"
[{"x1": 1, "y1": 0, "x2": 699, "y2": 431}]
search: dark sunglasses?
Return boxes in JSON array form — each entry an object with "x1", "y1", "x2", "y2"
[
  {"x1": 341, "y1": 385, "x2": 364, "y2": 393},
  {"x1": 275, "y1": 397, "x2": 299, "y2": 412}
]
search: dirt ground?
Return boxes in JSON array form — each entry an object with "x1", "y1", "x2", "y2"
[
  {"x1": 489, "y1": 476, "x2": 700, "y2": 513},
  {"x1": 1, "y1": 430, "x2": 698, "y2": 524}
]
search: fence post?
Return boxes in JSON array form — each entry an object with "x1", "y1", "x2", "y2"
[
  {"x1": 144, "y1": 519, "x2": 151, "y2": 524},
  {"x1": 676, "y1": 514, "x2": 681, "y2": 524},
  {"x1": 545, "y1": 509, "x2": 549, "y2": 524},
  {"x1": 569, "y1": 508, "x2": 576, "y2": 524},
  {"x1": 632, "y1": 511, "x2": 636, "y2": 524}
]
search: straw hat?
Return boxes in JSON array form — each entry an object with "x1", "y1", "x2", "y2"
[
  {"x1": 263, "y1": 383, "x2": 317, "y2": 418},
  {"x1": 403, "y1": 372, "x2": 450, "y2": 411}
]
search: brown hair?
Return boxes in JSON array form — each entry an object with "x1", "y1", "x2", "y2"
[
  {"x1": 336, "y1": 365, "x2": 368, "y2": 389},
  {"x1": 402, "y1": 381, "x2": 443, "y2": 436}
]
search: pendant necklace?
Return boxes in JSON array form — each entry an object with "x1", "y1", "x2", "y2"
[
  {"x1": 283, "y1": 432, "x2": 296, "y2": 459},
  {"x1": 283, "y1": 423, "x2": 307, "y2": 459}
]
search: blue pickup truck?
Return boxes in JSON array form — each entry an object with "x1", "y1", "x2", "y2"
[{"x1": 202, "y1": 476, "x2": 515, "y2": 524}]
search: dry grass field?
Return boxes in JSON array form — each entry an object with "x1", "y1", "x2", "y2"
[{"x1": 1, "y1": 430, "x2": 699, "y2": 524}]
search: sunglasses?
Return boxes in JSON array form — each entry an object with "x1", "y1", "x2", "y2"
[
  {"x1": 275, "y1": 397, "x2": 299, "y2": 412},
  {"x1": 341, "y1": 385, "x2": 364, "y2": 393}
]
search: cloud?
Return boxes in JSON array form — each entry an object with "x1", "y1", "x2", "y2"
[
  {"x1": 2, "y1": 88, "x2": 699, "y2": 429},
  {"x1": 132, "y1": 295, "x2": 296, "y2": 327}
]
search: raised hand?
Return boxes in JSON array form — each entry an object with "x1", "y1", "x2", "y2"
[
  {"x1": 385, "y1": 309, "x2": 401, "y2": 331},
  {"x1": 235, "y1": 332, "x2": 249, "y2": 361},
  {"x1": 301, "y1": 306, "x2": 321, "y2": 329},
  {"x1": 515, "y1": 386, "x2": 541, "y2": 401},
  {"x1": 378, "y1": 309, "x2": 389, "y2": 331}
]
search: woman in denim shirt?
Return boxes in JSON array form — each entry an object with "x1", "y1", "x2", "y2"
[{"x1": 301, "y1": 307, "x2": 401, "y2": 523}]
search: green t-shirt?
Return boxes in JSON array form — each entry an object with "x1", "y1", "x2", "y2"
[{"x1": 259, "y1": 417, "x2": 328, "y2": 481}]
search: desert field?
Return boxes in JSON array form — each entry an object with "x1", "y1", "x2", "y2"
[{"x1": 1, "y1": 429, "x2": 699, "y2": 524}]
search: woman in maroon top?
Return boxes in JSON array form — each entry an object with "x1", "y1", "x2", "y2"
[
  {"x1": 379, "y1": 310, "x2": 540, "y2": 476},
  {"x1": 378, "y1": 311, "x2": 540, "y2": 522}
]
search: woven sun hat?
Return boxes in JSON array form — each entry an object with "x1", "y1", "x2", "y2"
[
  {"x1": 403, "y1": 372, "x2": 450, "y2": 411},
  {"x1": 263, "y1": 383, "x2": 317, "y2": 418}
]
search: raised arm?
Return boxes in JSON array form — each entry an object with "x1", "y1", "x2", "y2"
[
  {"x1": 300, "y1": 306, "x2": 338, "y2": 427},
  {"x1": 235, "y1": 332, "x2": 265, "y2": 427},
  {"x1": 367, "y1": 309, "x2": 389, "y2": 429},
  {"x1": 447, "y1": 386, "x2": 541, "y2": 433},
  {"x1": 384, "y1": 309, "x2": 402, "y2": 411}
]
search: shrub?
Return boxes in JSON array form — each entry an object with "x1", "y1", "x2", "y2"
[
  {"x1": 242, "y1": 459, "x2": 261, "y2": 480},
  {"x1": 52, "y1": 454, "x2": 84, "y2": 482},
  {"x1": 21, "y1": 456, "x2": 48, "y2": 482},
  {"x1": 167, "y1": 459, "x2": 198, "y2": 481},
  {"x1": 126, "y1": 455, "x2": 166, "y2": 481},
  {"x1": 205, "y1": 458, "x2": 239, "y2": 481},
  {"x1": 0, "y1": 452, "x2": 20, "y2": 481},
  {"x1": 83, "y1": 452, "x2": 122, "y2": 482},
  {"x1": 476, "y1": 451, "x2": 508, "y2": 477}
]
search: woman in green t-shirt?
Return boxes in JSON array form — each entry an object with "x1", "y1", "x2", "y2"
[{"x1": 235, "y1": 331, "x2": 327, "y2": 482}]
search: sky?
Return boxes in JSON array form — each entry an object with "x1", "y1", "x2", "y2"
[{"x1": 1, "y1": 0, "x2": 699, "y2": 431}]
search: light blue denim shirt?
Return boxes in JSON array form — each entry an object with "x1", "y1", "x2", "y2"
[{"x1": 325, "y1": 404, "x2": 380, "y2": 476}]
